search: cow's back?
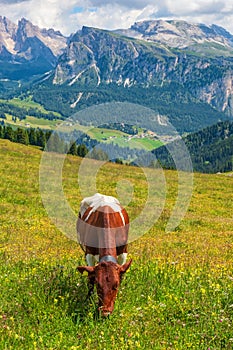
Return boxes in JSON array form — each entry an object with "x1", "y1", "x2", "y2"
[{"x1": 77, "y1": 194, "x2": 129, "y2": 254}]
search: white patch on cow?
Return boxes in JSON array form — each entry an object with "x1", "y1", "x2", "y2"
[
  {"x1": 80, "y1": 193, "x2": 124, "y2": 223},
  {"x1": 117, "y1": 253, "x2": 127, "y2": 265},
  {"x1": 119, "y1": 212, "x2": 126, "y2": 226}
]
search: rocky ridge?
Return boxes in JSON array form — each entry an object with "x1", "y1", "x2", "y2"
[
  {"x1": 0, "y1": 16, "x2": 233, "y2": 117},
  {"x1": 0, "y1": 16, "x2": 67, "y2": 78},
  {"x1": 116, "y1": 19, "x2": 233, "y2": 50}
]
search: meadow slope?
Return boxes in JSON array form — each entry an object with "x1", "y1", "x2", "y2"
[{"x1": 0, "y1": 139, "x2": 233, "y2": 349}]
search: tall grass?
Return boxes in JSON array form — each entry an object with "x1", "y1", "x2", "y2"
[{"x1": 0, "y1": 139, "x2": 233, "y2": 349}]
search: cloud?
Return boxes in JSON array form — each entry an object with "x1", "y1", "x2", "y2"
[
  {"x1": 0, "y1": 0, "x2": 78, "y2": 34},
  {"x1": 0, "y1": 0, "x2": 233, "y2": 35},
  {"x1": 0, "y1": 0, "x2": 29, "y2": 3},
  {"x1": 86, "y1": 0, "x2": 155, "y2": 10}
]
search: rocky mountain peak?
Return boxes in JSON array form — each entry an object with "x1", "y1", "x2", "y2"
[
  {"x1": 15, "y1": 18, "x2": 67, "y2": 56},
  {"x1": 0, "y1": 16, "x2": 17, "y2": 54},
  {"x1": 15, "y1": 18, "x2": 35, "y2": 46},
  {"x1": 0, "y1": 16, "x2": 233, "y2": 120},
  {"x1": 0, "y1": 16, "x2": 17, "y2": 35},
  {"x1": 116, "y1": 19, "x2": 233, "y2": 49},
  {"x1": 0, "y1": 16, "x2": 67, "y2": 79},
  {"x1": 0, "y1": 16, "x2": 67, "y2": 60}
]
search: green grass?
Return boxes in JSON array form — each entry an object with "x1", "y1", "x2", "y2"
[
  {"x1": 87, "y1": 127, "x2": 162, "y2": 150},
  {"x1": 2, "y1": 114, "x2": 61, "y2": 130},
  {"x1": 1, "y1": 109, "x2": 162, "y2": 151},
  {"x1": 0, "y1": 96, "x2": 63, "y2": 129},
  {"x1": 19, "y1": 115, "x2": 61, "y2": 129},
  {"x1": 2, "y1": 96, "x2": 61, "y2": 117},
  {"x1": 87, "y1": 127, "x2": 127, "y2": 141},
  {"x1": 0, "y1": 139, "x2": 233, "y2": 349},
  {"x1": 127, "y1": 137, "x2": 163, "y2": 150}
]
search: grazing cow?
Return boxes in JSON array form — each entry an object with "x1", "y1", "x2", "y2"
[{"x1": 77, "y1": 193, "x2": 132, "y2": 317}]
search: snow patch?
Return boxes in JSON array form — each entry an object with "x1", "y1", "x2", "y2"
[{"x1": 68, "y1": 69, "x2": 86, "y2": 86}]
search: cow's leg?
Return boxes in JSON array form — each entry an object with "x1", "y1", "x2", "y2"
[
  {"x1": 86, "y1": 254, "x2": 98, "y2": 266},
  {"x1": 117, "y1": 253, "x2": 127, "y2": 265}
]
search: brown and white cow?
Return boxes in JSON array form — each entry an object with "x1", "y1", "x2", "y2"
[{"x1": 77, "y1": 193, "x2": 132, "y2": 317}]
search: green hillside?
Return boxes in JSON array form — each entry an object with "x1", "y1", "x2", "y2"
[
  {"x1": 153, "y1": 120, "x2": 233, "y2": 173},
  {"x1": 0, "y1": 139, "x2": 233, "y2": 349},
  {"x1": 31, "y1": 83, "x2": 228, "y2": 133},
  {"x1": 0, "y1": 102, "x2": 163, "y2": 152}
]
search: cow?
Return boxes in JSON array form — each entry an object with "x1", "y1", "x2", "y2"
[{"x1": 77, "y1": 193, "x2": 132, "y2": 317}]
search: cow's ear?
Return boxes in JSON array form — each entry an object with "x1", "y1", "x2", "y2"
[
  {"x1": 119, "y1": 259, "x2": 132, "y2": 275},
  {"x1": 77, "y1": 266, "x2": 95, "y2": 276}
]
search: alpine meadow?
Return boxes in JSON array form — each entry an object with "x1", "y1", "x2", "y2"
[
  {"x1": 0, "y1": 139, "x2": 233, "y2": 349},
  {"x1": 1, "y1": 13, "x2": 233, "y2": 350}
]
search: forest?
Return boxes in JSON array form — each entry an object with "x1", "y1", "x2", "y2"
[
  {"x1": 0, "y1": 124, "x2": 88, "y2": 158},
  {"x1": 30, "y1": 82, "x2": 227, "y2": 133},
  {"x1": 153, "y1": 120, "x2": 233, "y2": 173}
]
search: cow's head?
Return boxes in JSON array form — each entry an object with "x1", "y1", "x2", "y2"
[{"x1": 77, "y1": 259, "x2": 132, "y2": 317}]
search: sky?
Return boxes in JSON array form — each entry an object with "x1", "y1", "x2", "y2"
[{"x1": 0, "y1": 0, "x2": 233, "y2": 36}]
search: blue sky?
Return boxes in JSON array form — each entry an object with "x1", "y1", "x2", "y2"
[
  {"x1": 71, "y1": 6, "x2": 97, "y2": 14},
  {"x1": 0, "y1": 0, "x2": 233, "y2": 35}
]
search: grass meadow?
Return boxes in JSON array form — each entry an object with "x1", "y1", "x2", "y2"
[
  {"x1": 0, "y1": 139, "x2": 233, "y2": 349},
  {"x1": 87, "y1": 127, "x2": 162, "y2": 150}
]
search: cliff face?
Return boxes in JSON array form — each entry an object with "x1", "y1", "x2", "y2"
[
  {"x1": 116, "y1": 20, "x2": 233, "y2": 49},
  {"x1": 196, "y1": 72, "x2": 233, "y2": 116},
  {"x1": 0, "y1": 17, "x2": 233, "y2": 117},
  {"x1": 0, "y1": 16, "x2": 17, "y2": 56},
  {"x1": 14, "y1": 18, "x2": 66, "y2": 58},
  {"x1": 0, "y1": 16, "x2": 67, "y2": 78},
  {"x1": 52, "y1": 24, "x2": 233, "y2": 116}
]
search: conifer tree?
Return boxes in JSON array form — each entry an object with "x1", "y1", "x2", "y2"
[
  {"x1": 69, "y1": 142, "x2": 77, "y2": 155},
  {"x1": 36, "y1": 130, "x2": 46, "y2": 149},
  {"x1": 28, "y1": 129, "x2": 37, "y2": 145},
  {"x1": 77, "y1": 144, "x2": 88, "y2": 157},
  {"x1": 16, "y1": 128, "x2": 29, "y2": 145},
  {"x1": 4, "y1": 126, "x2": 14, "y2": 141}
]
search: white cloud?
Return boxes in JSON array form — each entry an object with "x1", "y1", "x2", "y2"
[
  {"x1": 69, "y1": 4, "x2": 143, "y2": 31},
  {"x1": 0, "y1": 0, "x2": 78, "y2": 34},
  {"x1": 0, "y1": 0, "x2": 233, "y2": 35}
]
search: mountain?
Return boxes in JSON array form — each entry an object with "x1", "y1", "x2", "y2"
[
  {"x1": 0, "y1": 16, "x2": 67, "y2": 80},
  {"x1": 0, "y1": 17, "x2": 233, "y2": 133},
  {"x1": 52, "y1": 21, "x2": 233, "y2": 87},
  {"x1": 49, "y1": 21, "x2": 233, "y2": 119},
  {"x1": 52, "y1": 25, "x2": 175, "y2": 86},
  {"x1": 116, "y1": 20, "x2": 233, "y2": 51}
]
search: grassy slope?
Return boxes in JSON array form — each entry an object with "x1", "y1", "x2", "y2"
[
  {"x1": 0, "y1": 97, "x2": 61, "y2": 117},
  {"x1": 3, "y1": 114, "x2": 61, "y2": 130},
  {"x1": 0, "y1": 139, "x2": 233, "y2": 349},
  {"x1": 87, "y1": 127, "x2": 162, "y2": 150},
  {"x1": 1, "y1": 112, "x2": 162, "y2": 151},
  {"x1": 0, "y1": 97, "x2": 63, "y2": 129},
  {"x1": 0, "y1": 96, "x2": 162, "y2": 151}
]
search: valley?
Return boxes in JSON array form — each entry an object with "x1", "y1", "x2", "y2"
[{"x1": 0, "y1": 98, "x2": 162, "y2": 152}]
